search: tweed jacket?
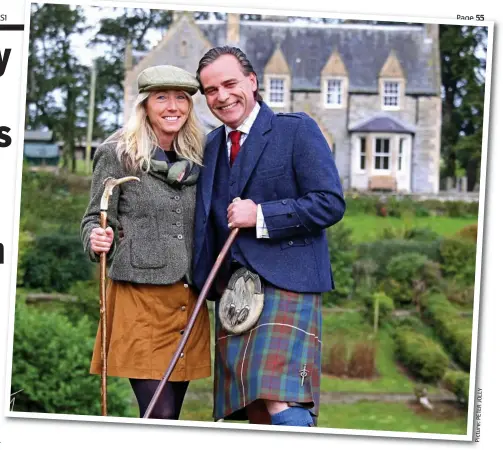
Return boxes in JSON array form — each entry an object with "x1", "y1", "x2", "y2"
[
  {"x1": 192, "y1": 102, "x2": 346, "y2": 294},
  {"x1": 80, "y1": 141, "x2": 197, "y2": 285}
]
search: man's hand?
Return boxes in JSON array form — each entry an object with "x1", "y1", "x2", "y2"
[{"x1": 227, "y1": 199, "x2": 257, "y2": 228}]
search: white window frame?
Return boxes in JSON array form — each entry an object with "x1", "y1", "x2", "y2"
[
  {"x1": 324, "y1": 78, "x2": 344, "y2": 108},
  {"x1": 268, "y1": 77, "x2": 286, "y2": 107},
  {"x1": 358, "y1": 136, "x2": 367, "y2": 172},
  {"x1": 398, "y1": 137, "x2": 405, "y2": 172},
  {"x1": 373, "y1": 137, "x2": 391, "y2": 173},
  {"x1": 382, "y1": 79, "x2": 401, "y2": 110}
]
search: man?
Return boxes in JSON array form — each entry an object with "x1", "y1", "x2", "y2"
[{"x1": 192, "y1": 46, "x2": 345, "y2": 427}]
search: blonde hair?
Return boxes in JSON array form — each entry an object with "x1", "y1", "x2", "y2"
[{"x1": 104, "y1": 91, "x2": 205, "y2": 173}]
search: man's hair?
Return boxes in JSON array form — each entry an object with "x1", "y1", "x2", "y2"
[{"x1": 196, "y1": 46, "x2": 263, "y2": 101}]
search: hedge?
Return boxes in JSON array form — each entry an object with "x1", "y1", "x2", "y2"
[
  {"x1": 394, "y1": 328, "x2": 450, "y2": 382},
  {"x1": 422, "y1": 293, "x2": 473, "y2": 371}
]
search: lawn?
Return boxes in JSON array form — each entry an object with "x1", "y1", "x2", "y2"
[
  {"x1": 316, "y1": 401, "x2": 468, "y2": 435},
  {"x1": 179, "y1": 399, "x2": 468, "y2": 435},
  {"x1": 341, "y1": 213, "x2": 478, "y2": 243}
]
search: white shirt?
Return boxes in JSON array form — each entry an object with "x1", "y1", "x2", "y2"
[{"x1": 224, "y1": 102, "x2": 269, "y2": 239}]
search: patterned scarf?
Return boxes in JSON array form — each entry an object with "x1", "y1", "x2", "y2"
[{"x1": 145, "y1": 147, "x2": 200, "y2": 188}]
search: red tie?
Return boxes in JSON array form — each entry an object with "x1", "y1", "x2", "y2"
[{"x1": 229, "y1": 130, "x2": 242, "y2": 167}]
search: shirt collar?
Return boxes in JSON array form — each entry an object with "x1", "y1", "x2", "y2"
[{"x1": 224, "y1": 102, "x2": 261, "y2": 139}]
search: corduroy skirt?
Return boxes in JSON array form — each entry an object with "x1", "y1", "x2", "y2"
[{"x1": 90, "y1": 279, "x2": 211, "y2": 381}]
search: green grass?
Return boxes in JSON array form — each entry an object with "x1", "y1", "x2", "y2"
[
  {"x1": 317, "y1": 401, "x2": 468, "y2": 435},
  {"x1": 341, "y1": 213, "x2": 477, "y2": 243},
  {"x1": 179, "y1": 399, "x2": 468, "y2": 435}
]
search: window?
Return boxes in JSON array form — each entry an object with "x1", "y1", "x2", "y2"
[
  {"x1": 269, "y1": 78, "x2": 285, "y2": 105},
  {"x1": 398, "y1": 137, "x2": 405, "y2": 171},
  {"x1": 359, "y1": 137, "x2": 366, "y2": 170},
  {"x1": 326, "y1": 79, "x2": 342, "y2": 106},
  {"x1": 374, "y1": 138, "x2": 390, "y2": 170},
  {"x1": 383, "y1": 81, "x2": 400, "y2": 108}
]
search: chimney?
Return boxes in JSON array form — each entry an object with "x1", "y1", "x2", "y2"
[
  {"x1": 227, "y1": 13, "x2": 240, "y2": 45},
  {"x1": 425, "y1": 24, "x2": 441, "y2": 95}
]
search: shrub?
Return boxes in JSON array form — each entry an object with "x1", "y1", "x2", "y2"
[
  {"x1": 443, "y1": 370, "x2": 470, "y2": 404},
  {"x1": 65, "y1": 280, "x2": 101, "y2": 325},
  {"x1": 325, "y1": 223, "x2": 356, "y2": 303},
  {"x1": 389, "y1": 315, "x2": 425, "y2": 336},
  {"x1": 22, "y1": 231, "x2": 94, "y2": 292},
  {"x1": 444, "y1": 279, "x2": 475, "y2": 307},
  {"x1": 456, "y1": 223, "x2": 478, "y2": 243},
  {"x1": 414, "y1": 206, "x2": 431, "y2": 217},
  {"x1": 16, "y1": 230, "x2": 35, "y2": 286},
  {"x1": 323, "y1": 341, "x2": 348, "y2": 377},
  {"x1": 10, "y1": 301, "x2": 134, "y2": 416},
  {"x1": 363, "y1": 291, "x2": 394, "y2": 328},
  {"x1": 439, "y1": 238, "x2": 477, "y2": 285},
  {"x1": 394, "y1": 328, "x2": 450, "y2": 382},
  {"x1": 20, "y1": 169, "x2": 90, "y2": 235},
  {"x1": 357, "y1": 239, "x2": 442, "y2": 280},
  {"x1": 344, "y1": 193, "x2": 478, "y2": 218},
  {"x1": 422, "y1": 293, "x2": 472, "y2": 370},
  {"x1": 352, "y1": 259, "x2": 378, "y2": 290},
  {"x1": 347, "y1": 339, "x2": 377, "y2": 378},
  {"x1": 404, "y1": 227, "x2": 440, "y2": 242},
  {"x1": 384, "y1": 253, "x2": 443, "y2": 306}
]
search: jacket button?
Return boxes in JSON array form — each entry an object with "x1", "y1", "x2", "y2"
[
  {"x1": 176, "y1": 221, "x2": 182, "y2": 226},
  {"x1": 176, "y1": 208, "x2": 181, "y2": 213},
  {"x1": 181, "y1": 306, "x2": 186, "y2": 311},
  {"x1": 180, "y1": 329, "x2": 184, "y2": 335},
  {"x1": 282, "y1": 200, "x2": 287, "y2": 205},
  {"x1": 180, "y1": 352, "x2": 184, "y2": 358},
  {"x1": 288, "y1": 241, "x2": 293, "y2": 246},
  {"x1": 175, "y1": 195, "x2": 180, "y2": 200},
  {"x1": 183, "y1": 283, "x2": 188, "y2": 288},
  {"x1": 178, "y1": 234, "x2": 183, "y2": 239}
]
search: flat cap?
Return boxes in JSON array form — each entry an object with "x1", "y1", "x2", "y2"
[{"x1": 137, "y1": 65, "x2": 199, "y2": 95}]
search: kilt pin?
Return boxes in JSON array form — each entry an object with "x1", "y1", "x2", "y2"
[{"x1": 192, "y1": 101, "x2": 346, "y2": 422}]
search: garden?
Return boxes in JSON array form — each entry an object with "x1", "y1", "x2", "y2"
[{"x1": 10, "y1": 167, "x2": 478, "y2": 435}]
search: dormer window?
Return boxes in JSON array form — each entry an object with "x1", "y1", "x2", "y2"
[
  {"x1": 383, "y1": 81, "x2": 400, "y2": 108},
  {"x1": 268, "y1": 77, "x2": 286, "y2": 106},
  {"x1": 324, "y1": 78, "x2": 343, "y2": 107}
]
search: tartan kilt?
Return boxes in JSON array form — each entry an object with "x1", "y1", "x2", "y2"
[{"x1": 213, "y1": 283, "x2": 322, "y2": 421}]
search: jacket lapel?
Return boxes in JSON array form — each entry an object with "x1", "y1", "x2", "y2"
[{"x1": 236, "y1": 103, "x2": 273, "y2": 196}]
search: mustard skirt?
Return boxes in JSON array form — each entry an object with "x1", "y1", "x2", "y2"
[{"x1": 90, "y1": 280, "x2": 211, "y2": 381}]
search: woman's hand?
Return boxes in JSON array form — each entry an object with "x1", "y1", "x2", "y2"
[{"x1": 90, "y1": 226, "x2": 114, "y2": 254}]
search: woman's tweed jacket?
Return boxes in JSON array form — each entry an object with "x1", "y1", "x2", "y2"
[{"x1": 80, "y1": 142, "x2": 197, "y2": 285}]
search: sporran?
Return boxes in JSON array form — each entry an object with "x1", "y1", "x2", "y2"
[{"x1": 218, "y1": 267, "x2": 264, "y2": 335}]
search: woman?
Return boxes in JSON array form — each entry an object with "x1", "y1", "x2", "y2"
[{"x1": 80, "y1": 65, "x2": 210, "y2": 420}]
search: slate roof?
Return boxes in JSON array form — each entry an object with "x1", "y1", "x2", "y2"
[
  {"x1": 197, "y1": 21, "x2": 439, "y2": 95},
  {"x1": 349, "y1": 113, "x2": 416, "y2": 134}
]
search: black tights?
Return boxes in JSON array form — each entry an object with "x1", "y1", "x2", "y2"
[{"x1": 129, "y1": 378, "x2": 189, "y2": 420}]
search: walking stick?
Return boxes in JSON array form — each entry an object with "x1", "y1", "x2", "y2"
[
  {"x1": 99, "y1": 176, "x2": 139, "y2": 415},
  {"x1": 143, "y1": 200, "x2": 242, "y2": 418}
]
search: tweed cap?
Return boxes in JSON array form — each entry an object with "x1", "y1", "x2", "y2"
[{"x1": 137, "y1": 65, "x2": 199, "y2": 95}]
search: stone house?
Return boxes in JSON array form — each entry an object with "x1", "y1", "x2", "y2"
[{"x1": 124, "y1": 13, "x2": 441, "y2": 194}]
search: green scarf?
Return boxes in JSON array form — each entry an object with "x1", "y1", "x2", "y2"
[{"x1": 145, "y1": 155, "x2": 200, "y2": 188}]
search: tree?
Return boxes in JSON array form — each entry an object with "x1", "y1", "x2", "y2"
[
  {"x1": 440, "y1": 25, "x2": 487, "y2": 190},
  {"x1": 26, "y1": 3, "x2": 90, "y2": 172}
]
